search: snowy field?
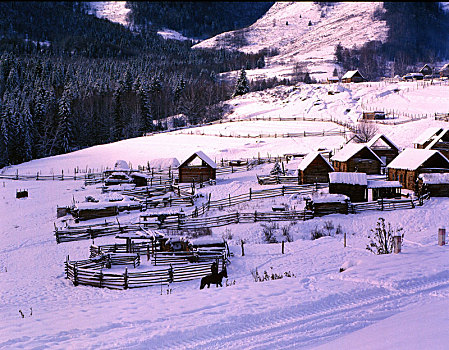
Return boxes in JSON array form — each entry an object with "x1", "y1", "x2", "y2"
[{"x1": 2, "y1": 81, "x2": 449, "y2": 349}]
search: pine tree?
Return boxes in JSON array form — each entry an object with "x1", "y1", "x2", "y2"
[
  {"x1": 56, "y1": 86, "x2": 73, "y2": 154},
  {"x1": 232, "y1": 68, "x2": 250, "y2": 98}
]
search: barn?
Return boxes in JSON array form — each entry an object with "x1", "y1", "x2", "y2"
[
  {"x1": 412, "y1": 127, "x2": 444, "y2": 149},
  {"x1": 178, "y1": 151, "x2": 217, "y2": 183},
  {"x1": 297, "y1": 152, "x2": 334, "y2": 184},
  {"x1": 331, "y1": 143, "x2": 384, "y2": 174},
  {"x1": 329, "y1": 172, "x2": 368, "y2": 202},
  {"x1": 386, "y1": 148, "x2": 449, "y2": 191},
  {"x1": 341, "y1": 70, "x2": 366, "y2": 83},
  {"x1": 367, "y1": 134, "x2": 400, "y2": 167},
  {"x1": 417, "y1": 173, "x2": 449, "y2": 197},
  {"x1": 425, "y1": 128, "x2": 449, "y2": 159}
]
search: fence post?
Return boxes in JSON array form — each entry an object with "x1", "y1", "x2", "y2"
[
  {"x1": 65, "y1": 255, "x2": 69, "y2": 278},
  {"x1": 73, "y1": 262, "x2": 78, "y2": 286},
  {"x1": 438, "y1": 228, "x2": 446, "y2": 246},
  {"x1": 344, "y1": 232, "x2": 347, "y2": 248},
  {"x1": 241, "y1": 240, "x2": 245, "y2": 256},
  {"x1": 229, "y1": 194, "x2": 231, "y2": 206},
  {"x1": 393, "y1": 235, "x2": 402, "y2": 253},
  {"x1": 249, "y1": 188, "x2": 252, "y2": 200},
  {"x1": 282, "y1": 240, "x2": 285, "y2": 254},
  {"x1": 124, "y1": 268, "x2": 128, "y2": 289}
]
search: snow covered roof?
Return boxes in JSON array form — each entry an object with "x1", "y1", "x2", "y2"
[
  {"x1": 440, "y1": 63, "x2": 449, "y2": 72},
  {"x1": 329, "y1": 172, "x2": 367, "y2": 185},
  {"x1": 412, "y1": 127, "x2": 444, "y2": 146},
  {"x1": 148, "y1": 158, "x2": 180, "y2": 169},
  {"x1": 387, "y1": 148, "x2": 449, "y2": 170},
  {"x1": 418, "y1": 173, "x2": 449, "y2": 184},
  {"x1": 425, "y1": 129, "x2": 449, "y2": 150},
  {"x1": 298, "y1": 152, "x2": 334, "y2": 171},
  {"x1": 367, "y1": 134, "x2": 400, "y2": 152},
  {"x1": 367, "y1": 180, "x2": 402, "y2": 188},
  {"x1": 331, "y1": 143, "x2": 383, "y2": 164},
  {"x1": 310, "y1": 193, "x2": 350, "y2": 203},
  {"x1": 180, "y1": 151, "x2": 217, "y2": 169},
  {"x1": 341, "y1": 70, "x2": 364, "y2": 79}
]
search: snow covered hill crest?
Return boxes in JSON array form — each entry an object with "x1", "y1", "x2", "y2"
[{"x1": 193, "y1": 2, "x2": 389, "y2": 78}]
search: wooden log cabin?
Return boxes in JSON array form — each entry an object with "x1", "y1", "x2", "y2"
[
  {"x1": 440, "y1": 63, "x2": 449, "y2": 78},
  {"x1": 366, "y1": 134, "x2": 400, "y2": 167},
  {"x1": 412, "y1": 127, "x2": 444, "y2": 149},
  {"x1": 341, "y1": 70, "x2": 366, "y2": 83},
  {"x1": 297, "y1": 152, "x2": 334, "y2": 184},
  {"x1": 305, "y1": 193, "x2": 350, "y2": 216},
  {"x1": 178, "y1": 151, "x2": 217, "y2": 183},
  {"x1": 419, "y1": 64, "x2": 433, "y2": 76},
  {"x1": 367, "y1": 180, "x2": 402, "y2": 201},
  {"x1": 329, "y1": 172, "x2": 368, "y2": 202},
  {"x1": 417, "y1": 173, "x2": 449, "y2": 197},
  {"x1": 331, "y1": 143, "x2": 384, "y2": 175},
  {"x1": 425, "y1": 129, "x2": 449, "y2": 159},
  {"x1": 386, "y1": 148, "x2": 449, "y2": 191},
  {"x1": 362, "y1": 111, "x2": 385, "y2": 120}
]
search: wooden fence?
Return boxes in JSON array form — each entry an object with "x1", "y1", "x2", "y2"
[
  {"x1": 65, "y1": 258, "x2": 218, "y2": 289},
  {"x1": 178, "y1": 129, "x2": 349, "y2": 139},
  {"x1": 350, "y1": 194, "x2": 429, "y2": 213}
]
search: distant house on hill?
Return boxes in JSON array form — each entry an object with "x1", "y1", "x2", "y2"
[
  {"x1": 178, "y1": 151, "x2": 217, "y2": 183},
  {"x1": 341, "y1": 70, "x2": 366, "y2": 83},
  {"x1": 386, "y1": 148, "x2": 449, "y2": 191},
  {"x1": 327, "y1": 77, "x2": 339, "y2": 84},
  {"x1": 331, "y1": 143, "x2": 384, "y2": 174},
  {"x1": 366, "y1": 134, "x2": 400, "y2": 166},
  {"x1": 412, "y1": 127, "x2": 445, "y2": 149},
  {"x1": 419, "y1": 64, "x2": 433, "y2": 76},
  {"x1": 297, "y1": 152, "x2": 334, "y2": 184},
  {"x1": 439, "y1": 63, "x2": 449, "y2": 78},
  {"x1": 361, "y1": 111, "x2": 386, "y2": 120}
]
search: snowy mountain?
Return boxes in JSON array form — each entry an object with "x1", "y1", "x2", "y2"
[{"x1": 193, "y1": 2, "x2": 389, "y2": 81}]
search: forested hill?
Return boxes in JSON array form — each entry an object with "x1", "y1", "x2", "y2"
[
  {"x1": 126, "y1": 2, "x2": 274, "y2": 40},
  {"x1": 0, "y1": 2, "x2": 270, "y2": 168}
]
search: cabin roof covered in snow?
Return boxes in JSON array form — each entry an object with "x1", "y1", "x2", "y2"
[
  {"x1": 425, "y1": 129, "x2": 449, "y2": 150},
  {"x1": 331, "y1": 143, "x2": 383, "y2": 164},
  {"x1": 341, "y1": 70, "x2": 364, "y2": 79},
  {"x1": 387, "y1": 148, "x2": 449, "y2": 170},
  {"x1": 310, "y1": 193, "x2": 350, "y2": 203},
  {"x1": 412, "y1": 127, "x2": 444, "y2": 146},
  {"x1": 367, "y1": 134, "x2": 400, "y2": 152},
  {"x1": 329, "y1": 172, "x2": 367, "y2": 185},
  {"x1": 298, "y1": 152, "x2": 334, "y2": 171},
  {"x1": 179, "y1": 151, "x2": 217, "y2": 169},
  {"x1": 418, "y1": 173, "x2": 449, "y2": 184},
  {"x1": 367, "y1": 180, "x2": 402, "y2": 188}
]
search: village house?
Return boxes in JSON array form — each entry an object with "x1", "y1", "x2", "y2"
[
  {"x1": 386, "y1": 148, "x2": 449, "y2": 191},
  {"x1": 341, "y1": 70, "x2": 366, "y2": 83},
  {"x1": 425, "y1": 128, "x2": 449, "y2": 159},
  {"x1": 330, "y1": 143, "x2": 384, "y2": 175},
  {"x1": 326, "y1": 76, "x2": 339, "y2": 84},
  {"x1": 417, "y1": 173, "x2": 449, "y2": 197},
  {"x1": 366, "y1": 134, "x2": 400, "y2": 166},
  {"x1": 329, "y1": 172, "x2": 368, "y2": 202},
  {"x1": 305, "y1": 193, "x2": 350, "y2": 216},
  {"x1": 178, "y1": 151, "x2": 217, "y2": 183},
  {"x1": 297, "y1": 152, "x2": 334, "y2": 184},
  {"x1": 412, "y1": 127, "x2": 445, "y2": 149},
  {"x1": 419, "y1": 64, "x2": 433, "y2": 76},
  {"x1": 440, "y1": 63, "x2": 449, "y2": 78}
]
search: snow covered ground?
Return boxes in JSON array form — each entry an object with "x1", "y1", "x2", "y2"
[{"x1": 2, "y1": 81, "x2": 449, "y2": 349}]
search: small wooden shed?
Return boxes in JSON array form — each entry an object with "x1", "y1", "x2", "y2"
[
  {"x1": 367, "y1": 134, "x2": 400, "y2": 166},
  {"x1": 417, "y1": 173, "x2": 449, "y2": 197},
  {"x1": 305, "y1": 194, "x2": 350, "y2": 216},
  {"x1": 386, "y1": 148, "x2": 449, "y2": 191},
  {"x1": 329, "y1": 172, "x2": 367, "y2": 202},
  {"x1": 412, "y1": 127, "x2": 444, "y2": 149},
  {"x1": 297, "y1": 152, "x2": 334, "y2": 184},
  {"x1": 331, "y1": 143, "x2": 384, "y2": 175},
  {"x1": 178, "y1": 151, "x2": 217, "y2": 183},
  {"x1": 341, "y1": 70, "x2": 366, "y2": 83},
  {"x1": 367, "y1": 180, "x2": 402, "y2": 201},
  {"x1": 425, "y1": 129, "x2": 449, "y2": 159},
  {"x1": 362, "y1": 111, "x2": 386, "y2": 120}
]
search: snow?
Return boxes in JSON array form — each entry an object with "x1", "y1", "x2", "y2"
[
  {"x1": 418, "y1": 173, "x2": 449, "y2": 184},
  {"x1": 367, "y1": 180, "x2": 402, "y2": 188},
  {"x1": 387, "y1": 148, "x2": 449, "y2": 170},
  {"x1": 3, "y1": 80, "x2": 449, "y2": 349},
  {"x1": 412, "y1": 127, "x2": 444, "y2": 146},
  {"x1": 309, "y1": 193, "x2": 349, "y2": 203},
  {"x1": 113, "y1": 160, "x2": 130, "y2": 171},
  {"x1": 331, "y1": 143, "x2": 382, "y2": 164},
  {"x1": 88, "y1": 2, "x2": 130, "y2": 27},
  {"x1": 367, "y1": 134, "x2": 401, "y2": 151},
  {"x1": 341, "y1": 70, "x2": 363, "y2": 80},
  {"x1": 298, "y1": 152, "x2": 334, "y2": 171},
  {"x1": 329, "y1": 171, "x2": 367, "y2": 185}
]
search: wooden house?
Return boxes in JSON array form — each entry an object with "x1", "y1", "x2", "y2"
[
  {"x1": 331, "y1": 143, "x2": 384, "y2": 175},
  {"x1": 366, "y1": 134, "x2": 400, "y2": 166},
  {"x1": 425, "y1": 129, "x2": 449, "y2": 159},
  {"x1": 327, "y1": 77, "x2": 339, "y2": 84},
  {"x1": 440, "y1": 63, "x2": 449, "y2": 78},
  {"x1": 419, "y1": 64, "x2": 433, "y2": 76},
  {"x1": 329, "y1": 172, "x2": 367, "y2": 202},
  {"x1": 412, "y1": 127, "x2": 444, "y2": 149},
  {"x1": 417, "y1": 173, "x2": 449, "y2": 197},
  {"x1": 305, "y1": 194, "x2": 350, "y2": 216},
  {"x1": 341, "y1": 70, "x2": 366, "y2": 83},
  {"x1": 367, "y1": 180, "x2": 402, "y2": 201},
  {"x1": 362, "y1": 111, "x2": 386, "y2": 120},
  {"x1": 386, "y1": 148, "x2": 449, "y2": 191},
  {"x1": 297, "y1": 152, "x2": 334, "y2": 184},
  {"x1": 178, "y1": 151, "x2": 217, "y2": 183}
]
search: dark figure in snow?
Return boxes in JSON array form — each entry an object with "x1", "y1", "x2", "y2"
[{"x1": 211, "y1": 261, "x2": 218, "y2": 275}]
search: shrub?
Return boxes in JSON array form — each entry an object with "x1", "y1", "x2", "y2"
[
  {"x1": 366, "y1": 217, "x2": 404, "y2": 255},
  {"x1": 261, "y1": 222, "x2": 279, "y2": 243}
]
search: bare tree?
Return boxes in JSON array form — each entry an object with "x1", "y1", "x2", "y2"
[{"x1": 352, "y1": 121, "x2": 378, "y2": 143}]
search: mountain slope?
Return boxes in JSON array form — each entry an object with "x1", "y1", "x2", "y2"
[{"x1": 193, "y1": 2, "x2": 388, "y2": 80}]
